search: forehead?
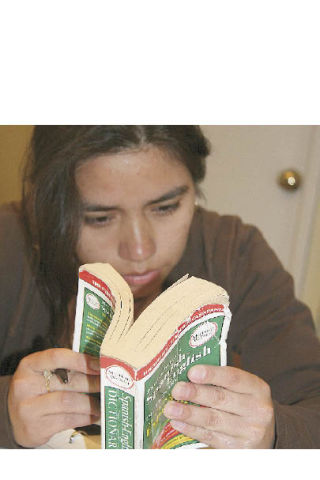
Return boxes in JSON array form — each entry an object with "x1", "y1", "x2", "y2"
[{"x1": 76, "y1": 146, "x2": 193, "y2": 203}]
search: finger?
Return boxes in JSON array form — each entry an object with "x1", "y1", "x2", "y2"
[
  {"x1": 164, "y1": 401, "x2": 245, "y2": 438},
  {"x1": 171, "y1": 381, "x2": 251, "y2": 416},
  {"x1": 44, "y1": 413, "x2": 101, "y2": 438},
  {"x1": 21, "y1": 414, "x2": 100, "y2": 448},
  {"x1": 169, "y1": 420, "x2": 242, "y2": 449},
  {"x1": 188, "y1": 365, "x2": 268, "y2": 397},
  {"x1": 20, "y1": 349, "x2": 100, "y2": 375},
  {"x1": 39, "y1": 372, "x2": 100, "y2": 395},
  {"x1": 24, "y1": 390, "x2": 101, "y2": 417}
]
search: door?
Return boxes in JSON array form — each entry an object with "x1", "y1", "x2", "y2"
[{"x1": 199, "y1": 126, "x2": 320, "y2": 325}]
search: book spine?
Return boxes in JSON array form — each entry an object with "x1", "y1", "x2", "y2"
[
  {"x1": 73, "y1": 269, "x2": 115, "y2": 355},
  {"x1": 100, "y1": 356, "x2": 137, "y2": 449},
  {"x1": 133, "y1": 380, "x2": 146, "y2": 448}
]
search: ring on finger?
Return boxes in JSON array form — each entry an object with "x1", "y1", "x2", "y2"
[{"x1": 43, "y1": 369, "x2": 54, "y2": 393}]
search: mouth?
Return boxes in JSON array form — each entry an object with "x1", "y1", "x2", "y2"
[{"x1": 122, "y1": 270, "x2": 160, "y2": 287}]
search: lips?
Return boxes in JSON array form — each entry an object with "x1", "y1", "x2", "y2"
[{"x1": 122, "y1": 270, "x2": 160, "y2": 287}]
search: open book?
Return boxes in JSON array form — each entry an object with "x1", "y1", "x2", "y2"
[{"x1": 73, "y1": 263, "x2": 231, "y2": 449}]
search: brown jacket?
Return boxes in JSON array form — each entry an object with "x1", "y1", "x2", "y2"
[{"x1": 1, "y1": 203, "x2": 320, "y2": 448}]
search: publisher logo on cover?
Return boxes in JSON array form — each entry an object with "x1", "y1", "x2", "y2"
[
  {"x1": 86, "y1": 293, "x2": 100, "y2": 310},
  {"x1": 189, "y1": 321, "x2": 217, "y2": 348},
  {"x1": 105, "y1": 365, "x2": 134, "y2": 389}
]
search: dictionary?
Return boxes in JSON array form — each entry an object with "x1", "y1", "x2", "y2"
[{"x1": 73, "y1": 263, "x2": 231, "y2": 449}]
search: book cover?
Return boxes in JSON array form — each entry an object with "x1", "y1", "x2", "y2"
[{"x1": 73, "y1": 263, "x2": 231, "y2": 449}]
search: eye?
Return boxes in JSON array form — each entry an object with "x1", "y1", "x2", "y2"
[
  {"x1": 83, "y1": 214, "x2": 114, "y2": 226},
  {"x1": 152, "y1": 201, "x2": 181, "y2": 216}
]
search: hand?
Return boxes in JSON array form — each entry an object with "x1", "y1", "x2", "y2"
[
  {"x1": 8, "y1": 348, "x2": 101, "y2": 448},
  {"x1": 163, "y1": 365, "x2": 275, "y2": 449}
]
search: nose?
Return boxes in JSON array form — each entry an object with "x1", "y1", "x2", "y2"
[{"x1": 118, "y1": 215, "x2": 156, "y2": 263}]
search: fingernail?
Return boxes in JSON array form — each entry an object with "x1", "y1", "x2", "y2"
[
  {"x1": 54, "y1": 368, "x2": 69, "y2": 384},
  {"x1": 164, "y1": 401, "x2": 184, "y2": 418},
  {"x1": 188, "y1": 365, "x2": 206, "y2": 382}
]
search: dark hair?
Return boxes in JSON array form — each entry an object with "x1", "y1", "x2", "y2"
[{"x1": 21, "y1": 125, "x2": 210, "y2": 344}]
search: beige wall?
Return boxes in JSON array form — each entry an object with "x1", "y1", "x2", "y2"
[{"x1": 0, "y1": 125, "x2": 33, "y2": 204}]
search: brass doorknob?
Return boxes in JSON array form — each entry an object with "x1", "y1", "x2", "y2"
[{"x1": 278, "y1": 169, "x2": 302, "y2": 191}]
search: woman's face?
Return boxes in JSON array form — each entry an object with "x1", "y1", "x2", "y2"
[{"x1": 75, "y1": 146, "x2": 196, "y2": 305}]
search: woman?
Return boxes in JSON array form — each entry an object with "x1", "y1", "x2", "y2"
[{"x1": 0, "y1": 126, "x2": 319, "y2": 448}]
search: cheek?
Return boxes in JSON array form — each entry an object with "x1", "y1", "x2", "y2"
[
  {"x1": 76, "y1": 227, "x2": 117, "y2": 263},
  {"x1": 76, "y1": 228, "x2": 93, "y2": 263},
  {"x1": 158, "y1": 210, "x2": 194, "y2": 259}
]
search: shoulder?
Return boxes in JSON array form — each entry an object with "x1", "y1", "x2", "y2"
[
  {"x1": 0, "y1": 201, "x2": 24, "y2": 236},
  {"x1": 195, "y1": 205, "x2": 261, "y2": 237},
  {"x1": 188, "y1": 207, "x2": 284, "y2": 289},
  {"x1": 0, "y1": 202, "x2": 27, "y2": 253},
  {"x1": 191, "y1": 206, "x2": 266, "y2": 259},
  {"x1": 169, "y1": 207, "x2": 264, "y2": 285},
  {"x1": 0, "y1": 201, "x2": 21, "y2": 219},
  {"x1": 0, "y1": 202, "x2": 29, "y2": 280}
]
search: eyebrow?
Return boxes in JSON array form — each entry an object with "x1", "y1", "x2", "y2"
[
  {"x1": 147, "y1": 185, "x2": 190, "y2": 205},
  {"x1": 82, "y1": 185, "x2": 190, "y2": 212}
]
